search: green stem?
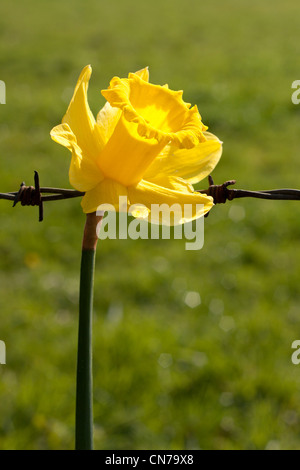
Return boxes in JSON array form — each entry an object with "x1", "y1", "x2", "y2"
[
  {"x1": 75, "y1": 212, "x2": 102, "y2": 450},
  {"x1": 75, "y1": 249, "x2": 96, "y2": 450}
]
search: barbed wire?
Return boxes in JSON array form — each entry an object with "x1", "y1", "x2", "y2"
[
  {"x1": 1, "y1": 171, "x2": 300, "y2": 222},
  {"x1": 0, "y1": 171, "x2": 84, "y2": 221},
  {"x1": 198, "y1": 175, "x2": 300, "y2": 202}
]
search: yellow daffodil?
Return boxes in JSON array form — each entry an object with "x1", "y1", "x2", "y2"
[{"x1": 50, "y1": 66, "x2": 222, "y2": 224}]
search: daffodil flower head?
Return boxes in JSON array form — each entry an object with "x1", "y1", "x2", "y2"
[{"x1": 50, "y1": 66, "x2": 222, "y2": 224}]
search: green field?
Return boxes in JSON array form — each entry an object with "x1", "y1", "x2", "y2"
[{"x1": 1, "y1": 0, "x2": 300, "y2": 450}]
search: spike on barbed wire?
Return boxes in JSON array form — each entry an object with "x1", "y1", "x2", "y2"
[
  {"x1": 13, "y1": 171, "x2": 43, "y2": 221},
  {"x1": 197, "y1": 176, "x2": 300, "y2": 205},
  {"x1": 0, "y1": 171, "x2": 84, "y2": 222}
]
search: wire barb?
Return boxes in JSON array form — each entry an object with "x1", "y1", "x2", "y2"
[
  {"x1": 198, "y1": 176, "x2": 300, "y2": 208},
  {"x1": 198, "y1": 176, "x2": 237, "y2": 204},
  {"x1": 12, "y1": 171, "x2": 43, "y2": 221},
  {"x1": 6, "y1": 171, "x2": 84, "y2": 222}
]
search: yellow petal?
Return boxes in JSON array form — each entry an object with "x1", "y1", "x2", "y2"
[
  {"x1": 50, "y1": 123, "x2": 103, "y2": 191},
  {"x1": 96, "y1": 101, "x2": 122, "y2": 145},
  {"x1": 145, "y1": 174, "x2": 195, "y2": 193},
  {"x1": 144, "y1": 131, "x2": 222, "y2": 185},
  {"x1": 96, "y1": 114, "x2": 167, "y2": 187},
  {"x1": 81, "y1": 178, "x2": 128, "y2": 213},
  {"x1": 128, "y1": 179, "x2": 213, "y2": 225},
  {"x1": 134, "y1": 66, "x2": 149, "y2": 82},
  {"x1": 62, "y1": 65, "x2": 105, "y2": 163}
]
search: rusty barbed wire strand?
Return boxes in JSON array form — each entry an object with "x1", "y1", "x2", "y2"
[
  {"x1": 0, "y1": 171, "x2": 84, "y2": 221},
  {"x1": 1, "y1": 172, "x2": 300, "y2": 222},
  {"x1": 197, "y1": 176, "x2": 300, "y2": 203}
]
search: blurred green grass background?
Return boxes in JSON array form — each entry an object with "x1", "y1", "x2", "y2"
[{"x1": 1, "y1": 0, "x2": 300, "y2": 450}]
